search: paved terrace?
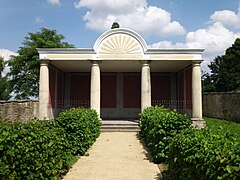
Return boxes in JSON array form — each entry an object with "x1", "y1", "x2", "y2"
[{"x1": 63, "y1": 132, "x2": 160, "y2": 180}]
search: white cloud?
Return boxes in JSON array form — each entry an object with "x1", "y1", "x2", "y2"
[
  {"x1": 150, "y1": 41, "x2": 185, "y2": 48},
  {"x1": 35, "y1": 16, "x2": 44, "y2": 23},
  {"x1": 149, "y1": 22, "x2": 239, "y2": 72},
  {"x1": 0, "y1": 49, "x2": 17, "y2": 60},
  {"x1": 0, "y1": 49, "x2": 17, "y2": 77},
  {"x1": 210, "y1": 7, "x2": 240, "y2": 29},
  {"x1": 74, "y1": 0, "x2": 186, "y2": 36},
  {"x1": 47, "y1": 0, "x2": 61, "y2": 6}
]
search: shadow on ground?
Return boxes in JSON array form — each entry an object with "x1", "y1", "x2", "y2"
[{"x1": 136, "y1": 133, "x2": 172, "y2": 180}]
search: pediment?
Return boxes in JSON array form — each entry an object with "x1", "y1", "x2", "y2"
[{"x1": 94, "y1": 28, "x2": 147, "y2": 59}]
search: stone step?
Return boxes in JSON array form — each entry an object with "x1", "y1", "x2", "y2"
[
  {"x1": 102, "y1": 125, "x2": 139, "y2": 129},
  {"x1": 101, "y1": 120, "x2": 140, "y2": 132},
  {"x1": 101, "y1": 128, "x2": 140, "y2": 132}
]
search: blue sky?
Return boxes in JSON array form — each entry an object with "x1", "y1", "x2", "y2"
[{"x1": 0, "y1": 0, "x2": 240, "y2": 71}]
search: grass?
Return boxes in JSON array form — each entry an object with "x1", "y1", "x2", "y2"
[{"x1": 204, "y1": 117, "x2": 240, "y2": 142}]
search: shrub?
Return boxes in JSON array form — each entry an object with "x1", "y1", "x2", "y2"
[
  {"x1": 0, "y1": 120, "x2": 72, "y2": 179},
  {"x1": 168, "y1": 128, "x2": 240, "y2": 179},
  {"x1": 56, "y1": 107, "x2": 101, "y2": 155},
  {"x1": 140, "y1": 106, "x2": 191, "y2": 163}
]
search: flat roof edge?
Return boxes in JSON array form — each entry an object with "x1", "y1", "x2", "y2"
[
  {"x1": 146, "y1": 48, "x2": 205, "y2": 54},
  {"x1": 37, "y1": 48, "x2": 95, "y2": 54}
]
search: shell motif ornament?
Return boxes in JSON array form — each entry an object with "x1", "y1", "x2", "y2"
[{"x1": 98, "y1": 34, "x2": 143, "y2": 58}]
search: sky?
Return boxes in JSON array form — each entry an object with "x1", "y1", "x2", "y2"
[{"x1": 0, "y1": 0, "x2": 240, "y2": 73}]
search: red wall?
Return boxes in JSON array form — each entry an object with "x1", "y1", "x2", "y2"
[
  {"x1": 151, "y1": 73, "x2": 171, "y2": 101},
  {"x1": 101, "y1": 74, "x2": 117, "y2": 108},
  {"x1": 49, "y1": 67, "x2": 56, "y2": 108},
  {"x1": 177, "y1": 72, "x2": 184, "y2": 101},
  {"x1": 49, "y1": 66, "x2": 64, "y2": 108},
  {"x1": 185, "y1": 67, "x2": 192, "y2": 101},
  {"x1": 177, "y1": 65, "x2": 192, "y2": 108},
  {"x1": 123, "y1": 73, "x2": 141, "y2": 108},
  {"x1": 70, "y1": 74, "x2": 90, "y2": 102}
]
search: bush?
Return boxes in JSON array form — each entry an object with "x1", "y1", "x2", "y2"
[
  {"x1": 56, "y1": 108, "x2": 101, "y2": 155},
  {"x1": 0, "y1": 107, "x2": 101, "y2": 179},
  {"x1": 140, "y1": 106, "x2": 191, "y2": 163},
  {"x1": 0, "y1": 120, "x2": 72, "y2": 179},
  {"x1": 168, "y1": 128, "x2": 240, "y2": 179}
]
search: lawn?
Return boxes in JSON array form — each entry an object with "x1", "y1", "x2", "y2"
[{"x1": 205, "y1": 117, "x2": 240, "y2": 142}]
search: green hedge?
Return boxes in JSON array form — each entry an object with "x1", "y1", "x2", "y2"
[
  {"x1": 0, "y1": 120, "x2": 72, "y2": 179},
  {"x1": 0, "y1": 107, "x2": 101, "y2": 179},
  {"x1": 168, "y1": 128, "x2": 240, "y2": 179},
  {"x1": 56, "y1": 108, "x2": 101, "y2": 155},
  {"x1": 140, "y1": 106, "x2": 191, "y2": 163}
]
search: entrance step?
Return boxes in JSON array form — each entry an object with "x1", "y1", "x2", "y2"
[{"x1": 101, "y1": 120, "x2": 140, "y2": 132}]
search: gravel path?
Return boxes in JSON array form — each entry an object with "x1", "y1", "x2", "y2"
[{"x1": 63, "y1": 132, "x2": 160, "y2": 180}]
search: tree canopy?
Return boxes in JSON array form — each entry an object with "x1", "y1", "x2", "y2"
[
  {"x1": 203, "y1": 38, "x2": 240, "y2": 92},
  {"x1": 0, "y1": 56, "x2": 11, "y2": 100},
  {"x1": 8, "y1": 28, "x2": 74, "y2": 99}
]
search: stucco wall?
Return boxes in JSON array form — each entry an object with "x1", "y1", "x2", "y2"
[
  {"x1": 202, "y1": 92, "x2": 240, "y2": 122},
  {"x1": 0, "y1": 100, "x2": 39, "y2": 121}
]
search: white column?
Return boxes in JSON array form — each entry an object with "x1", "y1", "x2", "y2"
[
  {"x1": 141, "y1": 61, "x2": 151, "y2": 112},
  {"x1": 191, "y1": 60, "x2": 205, "y2": 128},
  {"x1": 39, "y1": 61, "x2": 49, "y2": 119},
  {"x1": 90, "y1": 61, "x2": 101, "y2": 117}
]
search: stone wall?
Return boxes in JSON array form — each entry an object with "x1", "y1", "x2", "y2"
[
  {"x1": 202, "y1": 92, "x2": 240, "y2": 122},
  {"x1": 0, "y1": 100, "x2": 39, "y2": 121}
]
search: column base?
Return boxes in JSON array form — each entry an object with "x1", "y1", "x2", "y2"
[{"x1": 191, "y1": 118, "x2": 205, "y2": 129}]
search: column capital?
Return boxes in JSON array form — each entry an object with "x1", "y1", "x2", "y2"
[
  {"x1": 139, "y1": 60, "x2": 151, "y2": 66},
  {"x1": 192, "y1": 60, "x2": 203, "y2": 66},
  {"x1": 90, "y1": 60, "x2": 102, "y2": 65},
  {"x1": 40, "y1": 60, "x2": 50, "y2": 66}
]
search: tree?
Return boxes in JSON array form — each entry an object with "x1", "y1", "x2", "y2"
[
  {"x1": 8, "y1": 28, "x2": 74, "y2": 99},
  {"x1": 0, "y1": 56, "x2": 11, "y2": 100},
  {"x1": 111, "y1": 22, "x2": 120, "y2": 29},
  {"x1": 204, "y1": 38, "x2": 240, "y2": 92},
  {"x1": 201, "y1": 70, "x2": 215, "y2": 92}
]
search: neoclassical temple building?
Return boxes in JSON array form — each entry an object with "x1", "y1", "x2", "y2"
[{"x1": 37, "y1": 28, "x2": 204, "y2": 127}]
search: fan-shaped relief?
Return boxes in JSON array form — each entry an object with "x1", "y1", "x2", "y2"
[{"x1": 98, "y1": 34, "x2": 143, "y2": 58}]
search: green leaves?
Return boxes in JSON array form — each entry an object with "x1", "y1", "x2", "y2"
[
  {"x1": 140, "y1": 106, "x2": 191, "y2": 163},
  {"x1": 205, "y1": 38, "x2": 240, "y2": 92},
  {"x1": 0, "y1": 108, "x2": 100, "y2": 179},
  {"x1": 167, "y1": 128, "x2": 240, "y2": 179},
  {"x1": 0, "y1": 120, "x2": 72, "y2": 179},
  {"x1": 0, "y1": 56, "x2": 11, "y2": 100},
  {"x1": 8, "y1": 28, "x2": 74, "y2": 99},
  {"x1": 56, "y1": 107, "x2": 101, "y2": 156}
]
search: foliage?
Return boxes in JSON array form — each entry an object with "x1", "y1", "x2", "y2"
[
  {"x1": 0, "y1": 56, "x2": 11, "y2": 100},
  {"x1": 111, "y1": 22, "x2": 120, "y2": 29},
  {"x1": 201, "y1": 70, "x2": 215, "y2": 92},
  {"x1": 168, "y1": 128, "x2": 240, "y2": 179},
  {"x1": 0, "y1": 120, "x2": 72, "y2": 179},
  {"x1": 56, "y1": 107, "x2": 101, "y2": 155},
  {"x1": 140, "y1": 106, "x2": 191, "y2": 163},
  {"x1": 8, "y1": 28, "x2": 74, "y2": 99},
  {"x1": 0, "y1": 107, "x2": 100, "y2": 179},
  {"x1": 203, "y1": 38, "x2": 240, "y2": 92},
  {"x1": 205, "y1": 117, "x2": 240, "y2": 143}
]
